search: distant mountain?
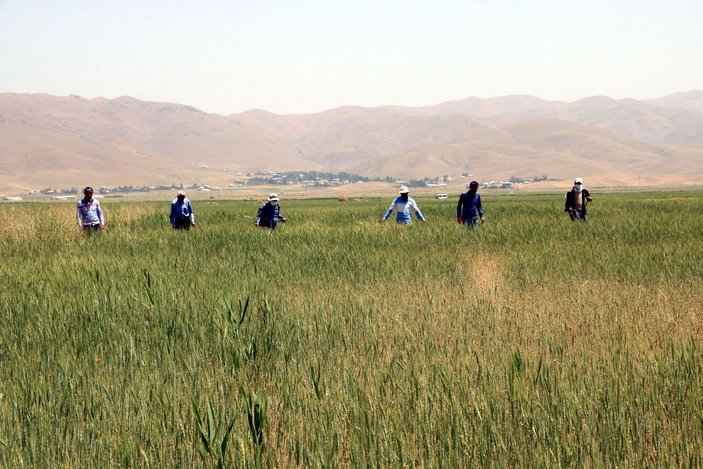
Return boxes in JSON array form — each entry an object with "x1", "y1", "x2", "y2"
[
  {"x1": 389, "y1": 93, "x2": 703, "y2": 144},
  {"x1": 1, "y1": 91, "x2": 702, "y2": 193},
  {"x1": 391, "y1": 94, "x2": 563, "y2": 118},
  {"x1": 646, "y1": 90, "x2": 703, "y2": 114}
]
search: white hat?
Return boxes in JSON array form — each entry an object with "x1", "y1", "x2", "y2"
[
  {"x1": 268, "y1": 193, "x2": 279, "y2": 201},
  {"x1": 398, "y1": 185, "x2": 409, "y2": 194},
  {"x1": 574, "y1": 177, "x2": 583, "y2": 184},
  {"x1": 177, "y1": 190, "x2": 186, "y2": 196}
]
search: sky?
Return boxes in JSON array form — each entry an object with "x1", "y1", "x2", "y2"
[{"x1": 1, "y1": 0, "x2": 701, "y2": 115}]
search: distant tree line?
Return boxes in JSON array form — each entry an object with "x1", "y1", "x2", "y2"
[
  {"x1": 407, "y1": 175, "x2": 452, "y2": 187},
  {"x1": 247, "y1": 171, "x2": 395, "y2": 186},
  {"x1": 509, "y1": 175, "x2": 550, "y2": 183}
]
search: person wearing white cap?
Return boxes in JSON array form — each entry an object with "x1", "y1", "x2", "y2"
[
  {"x1": 170, "y1": 190, "x2": 195, "y2": 229},
  {"x1": 564, "y1": 177, "x2": 592, "y2": 221},
  {"x1": 255, "y1": 193, "x2": 287, "y2": 229},
  {"x1": 380, "y1": 186, "x2": 426, "y2": 224}
]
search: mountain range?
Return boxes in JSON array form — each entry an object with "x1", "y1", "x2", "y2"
[{"x1": 1, "y1": 90, "x2": 702, "y2": 193}]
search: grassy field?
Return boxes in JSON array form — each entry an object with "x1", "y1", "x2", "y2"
[{"x1": 1, "y1": 191, "x2": 702, "y2": 467}]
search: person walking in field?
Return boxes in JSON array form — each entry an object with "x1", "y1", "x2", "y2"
[
  {"x1": 457, "y1": 180, "x2": 484, "y2": 227},
  {"x1": 76, "y1": 186, "x2": 105, "y2": 233},
  {"x1": 565, "y1": 177, "x2": 592, "y2": 221},
  {"x1": 169, "y1": 191, "x2": 196, "y2": 230},
  {"x1": 380, "y1": 186, "x2": 426, "y2": 224},
  {"x1": 255, "y1": 193, "x2": 287, "y2": 229}
]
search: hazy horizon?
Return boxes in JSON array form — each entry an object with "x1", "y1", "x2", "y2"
[{"x1": 4, "y1": 89, "x2": 702, "y2": 117}]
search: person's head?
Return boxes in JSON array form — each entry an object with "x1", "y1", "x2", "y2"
[
  {"x1": 398, "y1": 186, "x2": 409, "y2": 200},
  {"x1": 83, "y1": 186, "x2": 94, "y2": 199},
  {"x1": 468, "y1": 181, "x2": 479, "y2": 193},
  {"x1": 268, "y1": 193, "x2": 279, "y2": 205},
  {"x1": 177, "y1": 190, "x2": 186, "y2": 201},
  {"x1": 573, "y1": 177, "x2": 583, "y2": 191}
]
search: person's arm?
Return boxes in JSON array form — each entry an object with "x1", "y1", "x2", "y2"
[
  {"x1": 255, "y1": 205, "x2": 263, "y2": 226},
  {"x1": 187, "y1": 201, "x2": 195, "y2": 225},
  {"x1": 457, "y1": 194, "x2": 463, "y2": 223},
  {"x1": 477, "y1": 194, "x2": 484, "y2": 219},
  {"x1": 76, "y1": 203, "x2": 83, "y2": 227},
  {"x1": 381, "y1": 200, "x2": 396, "y2": 222},
  {"x1": 565, "y1": 192, "x2": 572, "y2": 211},
  {"x1": 169, "y1": 202, "x2": 176, "y2": 226},
  {"x1": 413, "y1": 200, "x2": 426, "y2": 222},
  {"x1": 97, "y1": 201, "x2": 105, "y2": 227},
  {"x1": 584, "y1": 189, "x2": 592, "y2": 203}
]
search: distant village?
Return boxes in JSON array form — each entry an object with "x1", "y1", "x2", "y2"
[
  {"x1": 232, "y1": 170, "x2": 551, "y2": 190},
  {"x1": 5, "y1": 170, "x2": 552, "y2": 201}
]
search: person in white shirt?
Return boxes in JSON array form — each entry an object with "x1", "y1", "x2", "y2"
[{"x1": 380, "y1": 186, "x2": 426, "y2": 224}]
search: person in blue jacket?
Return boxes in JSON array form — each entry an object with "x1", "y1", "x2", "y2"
[
  {"x1": 256, "y1": 193, "x2": 287, "y2": 229},
  {"x1": 457, "y1": 181, "x2": 484, "y2": 227},
  {"x1": 380, "y1": 186, "x2": 426, "y2": 224},
  {"x1": 169, "y1": 191, "x2": 195, "y2": 229}
]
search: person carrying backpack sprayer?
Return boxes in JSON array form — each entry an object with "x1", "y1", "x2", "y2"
[
  {"x1": 457, "y1": 181, "x2": 484, "y2": 228},
  {"x1": 565, "y1": 177, "x2": 592, "y2": 221}
]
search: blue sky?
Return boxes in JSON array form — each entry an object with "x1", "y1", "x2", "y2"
[{"x1": 1, "y1": 0, "x2": 701, "y2": 114}]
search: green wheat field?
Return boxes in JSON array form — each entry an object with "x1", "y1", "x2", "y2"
[{"x1": 1, "y1": 191, "x2": 702, "y2": 467}]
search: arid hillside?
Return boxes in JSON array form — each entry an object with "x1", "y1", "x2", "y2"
[{"x1": 1, "y1": 91, "x2": 702, "y2": 193}]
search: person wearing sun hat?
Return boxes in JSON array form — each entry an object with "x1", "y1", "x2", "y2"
[
  {"x1": 564, "y1": 177, "x2": 592, "y2": 221},
  {"x1": 255, "y1": 193, "x2": 287, "y2": 229},
  {"x1": 380, "y1": 185, "x2": 426, "y2": 224}
]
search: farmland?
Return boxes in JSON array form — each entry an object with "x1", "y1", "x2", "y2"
[{"x1": 1, "y1": 192, "x2": 702, "y2": 466}]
